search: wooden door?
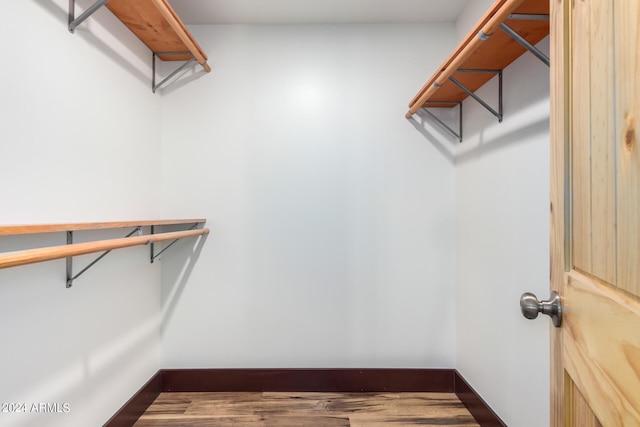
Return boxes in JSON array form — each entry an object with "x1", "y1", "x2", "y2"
[{"x1": 550, "y1": 0, "x2": 640, "y2": 425}]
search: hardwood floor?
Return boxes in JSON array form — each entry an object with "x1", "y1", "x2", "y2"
[{"x1": 133, "y1": 391, "x2": 480, "y2": 426}]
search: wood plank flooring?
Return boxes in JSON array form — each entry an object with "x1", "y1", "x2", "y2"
[{"x1": 133, "y1": 392, "x2": 480, "y2": 426}]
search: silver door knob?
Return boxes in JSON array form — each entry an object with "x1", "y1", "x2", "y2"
[{"x1": 520, "y1": 291, "x2": 562, "y2": 327}]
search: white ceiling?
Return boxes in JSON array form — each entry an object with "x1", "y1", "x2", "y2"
[{"x1": 168, "y1": 0, "x2": 470, "y2": 25}]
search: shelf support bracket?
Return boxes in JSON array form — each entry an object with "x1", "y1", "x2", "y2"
[
  {"x1": 507, "y1": 14, "x2": 550, "y2": 21},
  {"x1": 499, "y1": 22, "x2": 550, "y2": 67},
  {"x1": 68, "y1": 0, "x2": 109, "y2": 33},
  {"x1": 449, "y1": 69, "x2": 503, "y2": 123},
  {"x1": 150, "y1": 223, "x2": 199, "y2": 263},
  {"x1": 419, "y1": 102, "x2": 463, "y2": 143},
  {"x1": 152, "y1": 52, "x2": 198, "y2": 93},
  {"x1": 66, "y1": 227, "x2": 141, "y2": 288}
]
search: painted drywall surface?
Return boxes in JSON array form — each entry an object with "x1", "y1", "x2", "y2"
[
  {"x1": 454, "y1": 36, "x2": 551, "y2": 427},
  {"x1": 455, "y1": 0, "x2": 495, "y2": 42},
  {"x1": 0, "y1": 1, "x2": 163, "y2": 426},
  {"x1": 159, "y1": 24, "x2": 459, "y2": 368}
]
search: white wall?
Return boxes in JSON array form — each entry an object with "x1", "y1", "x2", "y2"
[
  {"x1": 159, "y1": 24, "x2": 459, "y2": 368},
  {"x1": 0, "y1": 1, "x2": 552, "y2": 423},
  {"x1": 0, "y1": 1, "x2": 163, "y2": 426},
  {"x1": 455, "y1": 0, "x2": 495, "y2": 42},
  {"x1": 454, "y1": 16, "x2": 551, "y2": 427}
]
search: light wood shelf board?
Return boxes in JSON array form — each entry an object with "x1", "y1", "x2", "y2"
[
  {"x1": 105, "y1": 0, "x2": 210, "y2": 69},
  {"x1": 0, "y1": 219, "x2": 207, "y2": 236},
  {"x1": 409, "y1": 0, "x2": 549, "y2": 110}
]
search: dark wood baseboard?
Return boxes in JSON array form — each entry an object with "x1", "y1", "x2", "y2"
[
  {"x1": 454, "y1": 371, "x2": 507, "y2": 427},
  {"x1": 103, "y1": 371, "x2": 162, "y2": 427},
  {"x1": 106, "y1": 368, "x2": 506, "y2": 427},
  {"x1": 162, "y1": 368, "x2": 455, "y2": 393}
]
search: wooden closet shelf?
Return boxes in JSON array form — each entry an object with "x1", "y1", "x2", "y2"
[
  {"x1": 69, "y1": 0, "x2": 211, "y2": 91},
  {"x1": 406, "y1": 0, "x2": 549, "y2": 117},
  {"x1": 105, "y1": 0, "x2": 210, "y2": 71},
  {"x1": 0, "y1": 219, "x2": 209, "y2": 285},
  {"x1": 0, "y1": 219, "x2": 206, "y2": 236}
]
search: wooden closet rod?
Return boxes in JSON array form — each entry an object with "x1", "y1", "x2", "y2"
[
  {"x1": 0, "y1": 228, "x2": 209, "y2": 270},
  {"x1": 407, "y1": 0, "x2": 507, "y2": 108},
  {"x1": 406, "y1": 0, "x2": 524, "y2": 118}
]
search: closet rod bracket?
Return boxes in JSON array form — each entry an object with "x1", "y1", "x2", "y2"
[
  {"x1": 152, "y1": 53, "x2": 198, "y2": 93},
  {"x1": 500, "y1": 22, "x2": 550, "y2": 66},
  {"x1": 68, "y1": 0, "x2": 109, "y2": 33},
  {"x1": 150, "y1": 223, "x2": 200, "y2": 263},
  {"x1": 66, "y1": 226, "x2": 141, "y2": 288},
  {"x1": 419, "y1": 102, "x2": 463, "y2": 143},
  {"x1": 450, "y1": 69, "x2": 503, "y2": 123}
]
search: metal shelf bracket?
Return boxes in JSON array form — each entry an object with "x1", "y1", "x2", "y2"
[
  {"x1": 502, "y1": 14, "x2": 550, "y2": 66},
  {"x1": 150, "y1": 223, "x2": 200, "y2": 263},
  {"x1": 418, "y1": 69, "x2": 502, "y2": 143},
  {"x1": 68, "y1": 0, "x2": 109, "y2": 33},
  {"x1": 66, "y1": 226, "x2": 141, "y2": 288},
  {"x1": 153, "y1": 53, "x2": 198, "y2": 93},
  {"x1": 450, "y1": 69, "x2": 503, "y2": 123},
  {"x1": 420, "y1": 102, "x2": 463, "y2": 143}
]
